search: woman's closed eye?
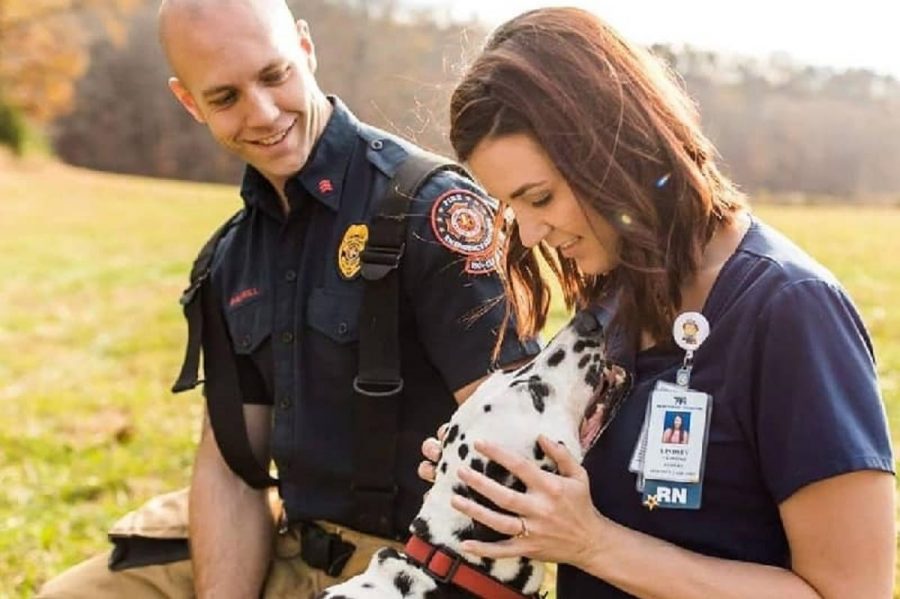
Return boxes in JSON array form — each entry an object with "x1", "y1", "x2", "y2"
[{"x1": 530, "y1": 192, "x2": 553, "y2": 208}]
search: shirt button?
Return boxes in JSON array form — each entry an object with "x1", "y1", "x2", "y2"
[
  {"x1": 281, "y1": 331, "x2": 294, "y2": 344},
  {"x1": 337, "y1": 322, "x2": 349, "y2": 336},
  {"x1": 284, "y1": 270, "x2": 297, "y2": 282},
  {"x1": 370, "y1": 139, "x2": 383, "y2": 150},
  {"x1": 278, "y1": 395, "x2": 292, "y2": 409}
]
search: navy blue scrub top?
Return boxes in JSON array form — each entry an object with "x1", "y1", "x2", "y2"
[
  {"x1": 560, "y1": 217, "x2": 894, "y2": 597},
  {"x1": 206, "y1": 97, "x2": 539, "y2": 537}
]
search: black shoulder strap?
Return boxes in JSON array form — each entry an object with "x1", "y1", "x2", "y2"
[
  {"x1": 351, "y1": 149, "x2": 470, "y2": 537},
  {"x1": 171, "y1": 210, "x2": 276, "y2": 489},
  {"x1": 171, "y1": 210, "x2": 244, "y2": 394}
]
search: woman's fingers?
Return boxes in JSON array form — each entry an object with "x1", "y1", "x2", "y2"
[
  {"x1": 421, "y1": 436, "x2": 442, "y2": 463},
  {"x1": 450, "y1": 494, "x2": 524, "y2": 538},
  {"x1": 418, "y1": 460, "x2": 436, "y2": 483}
]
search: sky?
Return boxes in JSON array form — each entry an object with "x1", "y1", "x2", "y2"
[{"x1": 408, "y1": 0, "x2": 900, "y2": 79}]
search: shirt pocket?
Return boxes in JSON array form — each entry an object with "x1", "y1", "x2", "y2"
[
  {"x1": 305, "y1": 287, "x2": 361, "y2": 344},
  {"x1": 224, "y1": 298, "x2": 272, "y2": 355}
]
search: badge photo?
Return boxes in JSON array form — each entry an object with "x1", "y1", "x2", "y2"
[{"x1": 338, "y1": 223, "x2": 369, "y2": 280}]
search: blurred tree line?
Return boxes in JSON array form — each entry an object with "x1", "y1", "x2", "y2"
[{"x1": 6, "y1": 0, "x2": 900, "y2": 198}]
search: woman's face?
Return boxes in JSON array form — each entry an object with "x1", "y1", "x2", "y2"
[
  {"x1": 673, "y1": 415, "x2": 683, "y2": 429},
  {"x1": 467, "y1": 133, "x2": 620, "y2": 276}
]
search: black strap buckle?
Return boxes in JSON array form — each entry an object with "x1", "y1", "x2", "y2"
[
  {"x1": 298, "y1": 522, "x2": 357, "y2": 578},
  {"x1": 422, "y1": 544, "x2": 465, "y2": 584},
  {"x1": 178, "y1": 270, "x2": 209, "y2": 306},
  {"x1": 352, "y1": 376, "x2": 404, "y2": 397},
  {"x1": 360, "y1": 244, "x2": 405, "y2": 281}
]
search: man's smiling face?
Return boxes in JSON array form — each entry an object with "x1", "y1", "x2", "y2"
[{"x1": 164, "y1": 0, "x2": 323, "y2": 190}]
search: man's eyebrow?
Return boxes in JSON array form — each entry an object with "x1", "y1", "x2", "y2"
[
  {"x1": 509, "y1": 181, "x2": 547, "y2": 199},
  {"x1": 201, "y1": 85, "x2": 233, "y2": 100}
]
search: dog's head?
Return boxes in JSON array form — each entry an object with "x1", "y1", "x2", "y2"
[{"x1": 407, "y1": 311, "x2": 630, "y2": 595}]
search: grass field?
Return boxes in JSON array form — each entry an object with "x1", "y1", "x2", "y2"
[{"x1": 1, "y1": 161, "x2": 898, "y2": 596}]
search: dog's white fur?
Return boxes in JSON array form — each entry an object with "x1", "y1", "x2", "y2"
[{"x1": 319, "y1": 315, "x2": 627, "y2": 598}]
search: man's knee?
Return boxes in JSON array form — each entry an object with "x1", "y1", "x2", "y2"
[{"x1": 37, "y1": 551, "x2": 194, "y2": 598}]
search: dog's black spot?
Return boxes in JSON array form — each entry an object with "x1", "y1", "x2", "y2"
[
  {"x1": 460, "y1": 433, "x2": 466, "y2": 441},
  {"x1": 458, "y1": 443, "x2": 469, "y2": 460},
  {"x1": 585, "y1": 363, "x2": 601, "y2": 387},
  {"x1": 483, "y1": 404, "x2": 492, "y2": 412},
  {"x1": 573, "y1": 339, "x2": 601, "y2": 353},
  {"x1": 470, "y1": 457, "x2": 485, "y2": 473},
  {"x1": 578, "y1": 354, "x2": 591, "y2": 369},
  {"x1": 527, "y1": 375, "x2": 550, "y2": 413},
  {"x1": 547, "y1": 348, "x2": 565, "y2": 367},
  {"x1": 510, "y1": 478, "x2": 526, "y2": 494},
  {"x1": 593, "y1": 353, "x2": 602, "y2": 363},
  {"x1": 485, "y1": 460, "x2": 511, "y2": 484},
  {"x1": 507, "y1": 557, "x2": 535, "y2": 591},
  {"x1": 410, "y1": 517, "x2": 432, "y2": 542},
  {"x1": 440, "y1": 462, "x2": 448, "y2": 474},
  {"x1": 453, "y1": 483, "x2": 471, "y2": 499},
  {"x1": 541, "y1": 463, "x2": 559, "y2": 474},
  {"x1": 481, "y1": 557, "x2": 495, "y2": 571},
  {"x1": 444, "y1": 424, "x2": 459, "y2": 447},
  {"x1": 362, "y1": 582, "x2": 373, "y2": 589},
  {"x1": 393, "y1": 571, "x2": 413, "y2": 597},
  {"x1": 377, "y1": 547, "x2": 401, "y2": 565},
  {"x1": 533, "y1": 442, "x2": 545, "y2": 461}
]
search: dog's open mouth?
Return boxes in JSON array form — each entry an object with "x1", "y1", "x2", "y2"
[
  {"x1": 578, "y1": 364, "x2": 632, "y2": 452},
  {"x1": 579, "y1": 396, "x2": 607, "y2": 452}
]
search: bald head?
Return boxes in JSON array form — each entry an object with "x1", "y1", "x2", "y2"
[{"x1": 159, "y1": 0, "x2": 300, "y2": 78}]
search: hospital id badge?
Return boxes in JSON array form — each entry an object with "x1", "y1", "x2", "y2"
[{"x1": 640, "y1": 386, "x2": 712, "y2": 510}]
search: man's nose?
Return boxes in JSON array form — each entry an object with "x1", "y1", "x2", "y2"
[{"x1": 244, "y1": 88, "x2": 280, "y2": 126}]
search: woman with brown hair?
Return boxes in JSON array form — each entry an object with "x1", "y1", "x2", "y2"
[{"x1": 423, "y1": 6, "x2": 895, "y2": 598}]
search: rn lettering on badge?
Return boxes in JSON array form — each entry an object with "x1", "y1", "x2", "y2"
[{"x1": 642, "y1": 480, "x2": 703, "y2": 510}]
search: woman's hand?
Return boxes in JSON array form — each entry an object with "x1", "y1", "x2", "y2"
[
  {"x1": 417, "y1": 423, "x2": 449, "y2": 483},
  {"x1": 450, "y1": 434, "x2": 608, "y2": 570}
]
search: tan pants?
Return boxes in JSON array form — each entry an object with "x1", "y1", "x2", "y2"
[{"x1": 37, "y1": 488, "x2": 403, "y2": 598}]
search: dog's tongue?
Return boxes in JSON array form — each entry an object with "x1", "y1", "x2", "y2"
[{"x1": 579, "y1": 404, "x2": 606, "y2": 452}]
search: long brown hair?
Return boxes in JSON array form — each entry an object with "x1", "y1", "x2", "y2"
[{"x1": 450, "y1": 7, "x2": 744, "y2": 348}]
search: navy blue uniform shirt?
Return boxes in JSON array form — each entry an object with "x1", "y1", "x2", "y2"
[
  {"x1": 561, "y1": 217, "x2": 894, "y2": 597},
  {"x1": 207, "y1": 98, "x2": 539, "y2": 538}
]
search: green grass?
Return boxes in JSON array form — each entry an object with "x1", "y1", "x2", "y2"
[{"x1": 1, "y1": 163, "x2": 898, "y2": 596}]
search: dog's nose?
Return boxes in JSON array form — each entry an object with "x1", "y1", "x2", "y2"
[{"x1": 573, "y1": 310, "x2": 601, "y2": 335}]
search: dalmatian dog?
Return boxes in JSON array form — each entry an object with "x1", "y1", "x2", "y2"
[{"x1": 317, "y1": 311, "x2": 630, "y2": 598}]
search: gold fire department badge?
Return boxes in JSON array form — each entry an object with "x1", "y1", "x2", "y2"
[{"x1": 338, "y1": 223, "x2": 369, "y2": 280}]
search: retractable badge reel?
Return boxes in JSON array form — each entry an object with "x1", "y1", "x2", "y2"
[{"x1": 672, "y1": 312, "x2": 710, "y2": 388}]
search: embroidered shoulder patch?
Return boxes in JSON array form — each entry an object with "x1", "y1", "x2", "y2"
[
  {"x1": 338, "y1": 223, "x2": 369, "y2": 280},
  {"x1": 430, "y1": 189, "x2": 495, "y2": 258}
]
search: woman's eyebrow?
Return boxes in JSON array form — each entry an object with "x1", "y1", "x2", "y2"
[{"x1": 509, "y1": 180, "x2": 547, "y2": 199}]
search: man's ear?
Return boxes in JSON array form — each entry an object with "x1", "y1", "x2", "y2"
[
  {"x1": 295, "y1": 19, "x2": 317, "y2": 73},
  {"x1": 168, "y1": 77, "x2": 205, "y2": 123}
]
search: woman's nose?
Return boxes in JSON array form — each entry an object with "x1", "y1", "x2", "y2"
[{"x1": 516, "y1": 213, "x2": 551, "y2": 248}]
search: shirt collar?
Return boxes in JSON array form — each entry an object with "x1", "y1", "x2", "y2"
[{"x1": 239, "y1": 96, "x2": 360, "y2": 213}]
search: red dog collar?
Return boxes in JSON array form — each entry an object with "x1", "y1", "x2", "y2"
[{"x1": 404, "y1": 535, "x2": 536, "y2": 599}]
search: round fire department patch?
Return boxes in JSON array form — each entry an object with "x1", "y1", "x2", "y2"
[
  {"x1": 430, "y1": 189, "x2": 495, "y2": 257},
  {"x1": 338, "y1": 223, "x2": 368, "y2": 280}
]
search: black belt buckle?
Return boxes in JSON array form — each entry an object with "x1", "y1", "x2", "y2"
[{"x1": 299, "y1": 522, "x2": 357, "y2": 577}]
